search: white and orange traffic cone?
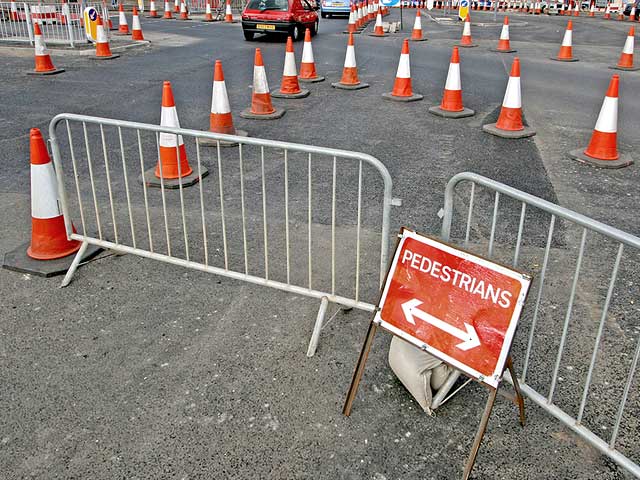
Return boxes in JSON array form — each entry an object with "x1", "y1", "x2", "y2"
[
  {"x1": 611, "y1": 27, "x2": 640, "y2": 70},
  {"x1": 272, "y1": 36, "x2": 310, "y2": 98},
  {"x1": 203, "y1": 1, "x2": 214, "y2": 21},
  {"x1": 332, "y1": 32, "x2": 369, "y2": 90},
  {"x1": 164, "y1": 0, "x2": 173, "y2": 18},
  {"x1": 459, "y1": 15, "x2": 477, "y2": 47},
  {"x1": 552, "y1": 20, "x2": 578, "y2": 61},
  {"x1": 95, "y1": 15, "x2": 120, "y2": 60},
  {"x1": 483, "y1": 57, "x2": 536, "y2": 138},
  {"x1": 344, "y1": 5, "x2": 357, "y2": 34},
  {"x1": 603, "y1": 2, "x2": 611, "y2": 19},
  {"x1": 573, "y1": 1, "x2": 580, "y2": 15},
  {"x1": 588, "y1": 2, "x2": 595, "y2": 16},
  {"x1": 131, "y1": 7, "x2": 145, "y2": 40},
  {"x1": 429, "y1": 46, "x2": 475, "y2": 118},
  {"x1": 369, "y1": 7, "x2": 387, "y2": 36},
  {"x1": 225, "y1": 0, "x2": 234, "y2": 22},
  {"x1": 143, "y1": 81, "x2": 207, "y2": 188},
  {"x1": 117, "y1": 3, "x2": 130, "y2": 35},
  {"x1": 299, "y1": 28, "x2": 325, "y2": 83},
  {"x1": 382, "y1": 39, "x2": 423, "y2": 102},
  {"x1": 409, "y1": 9, "x2": 427, "y2": 41},
  {"x1": 28, "y1": 23, "x2": 64, "y2": 75},
  {"x1": 1, "y1": 129, "x2": 104, "y2": 277},
  {"x1": 179, "y1": 0, "x2": 189, "y2": 19},
  {"x1": 240, "y1": 48, "x2": 286, "y2": 119},
  {"x1": 148, "y1": 0, "x2": 158, "y2": 17},
  {"x1": 492, "y1": 16, "x2": 516, "y2": 52},
  {"x1": 200, "y1": 60, "x2": 248, "y2": 146},
  {"x1": 629, "y1": 6, "x2": 636, "y2": 21},
  {"x1": 174, "y1": 0, "x2": 180, "y2": 12},
  {"x1": 569, "y1": 75, "x2": 632, "y2": 168}
]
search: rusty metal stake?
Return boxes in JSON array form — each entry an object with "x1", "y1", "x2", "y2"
[{"x1": 343, "y1": 319, "x2": 378, "y2": 417}]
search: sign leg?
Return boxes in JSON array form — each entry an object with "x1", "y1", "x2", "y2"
[
  {"x1": 343, "y1": 320, "x2": 378, "y2": 417},
  {"x1": 462, "y1": 387, "x2": 498, "y2": 480},
  {"x1": 506, "y1": 357, "x2": 526, "y2": 427}
]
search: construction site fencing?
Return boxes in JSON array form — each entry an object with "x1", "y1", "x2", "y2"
[
  {"x1": 0, "y1": 1, "x2": 108, "y2": 46},
  {"x1": 187, "y1": 0, "x2": 245, "y2": 13},
  {"x1": 433, "y1": 172, "x2": 640, "y2": 478},
  {"x1": 48, "y1": 113, "x2": 399, "y2": 357}
]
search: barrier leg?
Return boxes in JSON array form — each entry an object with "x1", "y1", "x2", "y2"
[
  {"x1": 59, "y1": 240, "x2": 88, "y2": 288},
  {"x1": 306, "y1": 296, "x2": 329, "y2": 357},
  {"x1": 462, "y1": 387, "x2": 498, "y2": 480}
]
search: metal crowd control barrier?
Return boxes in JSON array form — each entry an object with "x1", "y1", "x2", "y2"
[
  {"x1": 48, "y1": 113, "x2": 398, "y2": 357},
  {"x1": 0, "y1": 1, "x2": 88, "y2": 46},
  {"x1": 433, "y1": 172, "x2": 640, "y2": 478}
]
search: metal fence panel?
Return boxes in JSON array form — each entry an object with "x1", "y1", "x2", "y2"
[
  {"x1": 48, "y1": 113, "x2": 396, "y2": 355},
  {"x1": 439, "y1": 172, "x2": 640, "y2": 478}
]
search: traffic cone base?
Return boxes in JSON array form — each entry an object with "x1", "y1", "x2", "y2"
[
  {"x1": 382, "y1": 91, "x2": 423, "y2": 102},
  {"x1": 409, "y1": 37, "x2": 428, "y2": 42},
  {"x1": 27, "y1": 67, "x2": 65, "y2": 76},
  {"x1": 239, "y1": 107, "x2": 285, "y2": 119},
  {"x1": 272, "y1": 88, "x2": 310, "y2": 99},
  {"x1": 483, "y1": 122, "x2": 536, "y2": 138},
  {"x1": 429, "y1": 105, "x2": 475, "y2": 118},
  {"x1": 492, "y1": 46, "x2": 517, "y2": 53},
  {"x1": 331, "y1": 81, "x2": 369, "y2": 90},
  {"x1": 569, "y1": 149, "x2": 634, "y2": 168},
  {"x1": 141, "y1": 156, "x2": 209, "y2": 188}
]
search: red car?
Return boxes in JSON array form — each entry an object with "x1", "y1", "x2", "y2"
[{"x1": 241, "y1": 0, "x2": 320, "y2": 41}]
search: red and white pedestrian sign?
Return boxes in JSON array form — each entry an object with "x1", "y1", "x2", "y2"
[{"x1": 375, "y1": 229, "x2": 531, "y2": 388}]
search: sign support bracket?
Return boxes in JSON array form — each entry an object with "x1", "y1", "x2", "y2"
[{"x1": 343, "y1": 317, "x2": 378, "y2": 417}]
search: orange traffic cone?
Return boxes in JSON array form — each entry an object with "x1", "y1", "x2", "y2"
[
  {"x1": 299, "y1": 28, "x2": 325, "y2": 83},
  {"x1": 28, "y1": 23, "x2": 64, "y2": 75},
  {"x1": 0, "y1": 129, "x2": 105, "y2": 277},
  {"x1": 459, "y1": 15, "x2": 477, "y2": 47},
  {"x1": 142, "y1": 82, "x2": 207, "y2": 188},
  {"x1": 569, "y1": 75, "x2": 632, "y2": 168},
  {"x1": 225, "y1": 0, "x2": 234, "y2": 22},
  {"x1": 588, "y1": 2, "x2": 595, "y2": 16},
  {"x1": 382, "y1": 39, "x2": 423, "y2": 102},
  {"x1": 203, "y1": 1, "x2": 214, "y2": 21},
  {"x1": 240, "y1": 49, "x2": 286, "y2": 119},
  {"x1": 611, "y1": 27, "x2": 639, "y2": 70},
  {"x1": 573, "y1": 1, "x2": 580, "y2": 15},
  {"x1": 331, "y1": 33, "x2": 369, "y2": 90},
  {"x1": 483, "y1": 57, "x2": 536, "y2": 138},
  {"x1": 272, "y1": 36, "x2": 310, "y2": 98},
  {"x1": 148, "y1": 0, "x2": 158, "y2": 17},
  {"x1": 603, "y1": 2, "x2": 611, "y2": 19},
  {"x1": 628, "y1": 5, "x2": 636, "y2": 20},
  {"x1": 27, "y1": 128, "x2": 80, "y2": 260},
  {"x1": 164, "y1": 0, "x2": 173, "y2": 18},
  {"x1": 174, "y1": 0, "x2": 180, "y2": 12},
  {"x1": 131, "y1": 7, "x2": 145, "y2": 40},
  {"x1": 200, "y1": 60, "x2": 248, "y2": 146},
  {"x1": 179, "y1": 0, "x2": 189, "y2": 19},
  {"x1": 117, "y1": 4, "x2": 130, "y2": 35},
  {"x1": 369, "y1": 7, "x2": 387, "y2": 36},
  {"x1": 409, "y1": 9, "x2": 427, "y2": 41},
  {"x1": 552, "y1": 20, "x2": 578, "y2": 61},
  {"x1": 344, "y1": 5, "x2": 358, "y2": 34},
  {"x1": 95, "y1": 15, "x2": 120, "y2": 60},
  {"x1": 429, "y1": 47, "x2": 475, "y2": 118},
  {"x1": 491, "y1": 16, "x2": 517, "y2": 52}
]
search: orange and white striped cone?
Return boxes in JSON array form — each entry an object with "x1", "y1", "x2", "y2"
[
  {"x1": 203, "y1": 2, "x2": 214, "y2": 21},
  {"x1": 117, "y1": 3, "x2": 130, "y2": 34},
  {"x1": 573, "y1": 1, "x2": 579, "y2": 15},
  {"x1": 240, "y1": 48, "x2": 286, "y2": 119},
  {"x1": 1, "y1": 129, "x2": 104, "y2": 277},
  {"x1": 611, "y1": 27, "x2": 640, "y2": 70},
  {"x1": 28, "y1": 23, "x2": 64, "y2": 75},
  {"x1": 174, "y1": 0, "x2": 180, "y2": 12},
  {"x1": 272, "y1": 36, "x2": 310, "y2": 98},
  {"x1": 164, "y1": 0, "x2": 173, "y2": 18},
  {"x1": 429, "y1": 46, "x2": 475, "y2": 118},
  {"x1": 201, "y1": 60, "x2": 248, "y2": 146},
  {"x1": 409, "y1": 9, "x2": 427, "y2": 41},
  {"x1": 629, "y1": 6, "x2": 636, "y2": 21},
  {"x1": 299, "y1": 28, "x2": 325, "y2": 82},
  {"x1": 369, "y1": 7, "x2": 387, "y2": 36},
  {"x1": 569, "y1": 75, "x2": 632, "y2": 168},
  {"x1": 491, "y1": 16, "x2": 516, "y2": 52},
  {"x1": 131, "y1": 7, "x2": 145, "y2": 40},
  {"x1": 95, "y1": 15, "x2": 120, "y2": 60},
  {"x1": 588, "y1": 2, "x2": 595, "y2": 16},
  {"x1": 617, "y1": 8, "x2": 625, "y2": 20},
  {"x1": 331, "y1": 33, "x2": 369, "y2": 90},
  {"x1": 143, "y1": 81, "x2": 207, "y2": 188},
  {"x1": 603, "y1": 3, "x2": 610, "y2": 19},
  {"x1": 367, "y1": 0, "x2": 374, "y2": 21},
  {"x1": 382, "y1": 39, "x2": 423, "y2": 102},
  {"x1": 459, "y1": 15, "x2": 477, "y2": 47},
  {"x1": 344, "y1": 5, "x2": 358, "y2": 34},
  {"x1": 534, "y1": 1, "x2": 541, "y2": 14},
  {"x1": 148, "y1": 0, "x2": 158, "y2": 17},
  {"x1": 179, "y1": 1, "x2": 189, "y2": 19},
  {"x1": 355, "y1": 2, "x2": 363, "y2": 28},
  {"x1": 225, "y1": 0, "x2": 234, "y2": 22},
  {"x1": 483, "y1": 57, "x2": 536, "y2": 138},
  {"x1": 552, "y1": 20, "x2": 578, "y2": 61}
]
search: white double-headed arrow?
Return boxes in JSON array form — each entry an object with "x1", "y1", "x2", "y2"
[{"x1": 401, "y1": 298, "x2": 481, "y2": 351}]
